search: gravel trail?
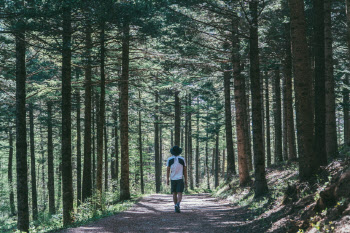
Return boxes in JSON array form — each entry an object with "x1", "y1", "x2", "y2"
[{"x1": 62, "y1": 194, "x2": 248, "y2": 233}]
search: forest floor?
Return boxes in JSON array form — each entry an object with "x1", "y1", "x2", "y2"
[
  {"x1": 61, "y1": 155, "x2": 350, "y2": 233},
  {"x1": 61, "y1": 193, "x2": 247, "y2": 233}
]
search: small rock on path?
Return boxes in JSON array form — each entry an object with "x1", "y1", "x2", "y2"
[{"x1": 62, "y1": 194, "x2": 249, "y2": 233}]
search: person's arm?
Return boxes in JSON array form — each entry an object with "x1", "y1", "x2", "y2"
[
  {"x1": 183, "y1": 166, "x2": 188, "y2": 187},
  {"x1": 167, "y1": 166, "x2": 170, "y2": 185}
]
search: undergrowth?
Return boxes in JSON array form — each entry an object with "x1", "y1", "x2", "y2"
[{"x1": 2, "y1": 192, "x2": 143, "y2": 233}]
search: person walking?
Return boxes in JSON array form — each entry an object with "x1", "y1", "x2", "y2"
[{"x1": 166, "y1": 145, "x2": 187, "y2": 213}]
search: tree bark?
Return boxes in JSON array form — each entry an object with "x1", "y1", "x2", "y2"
[
  {"x1": 274, "y1": 67, "x2": 283, "y2": 163},
  {"x1": 76, "y1": 72, "x2": 82, "y2": 206},
  {"x1": 282, "y1": 75, "x2": 288, "y2": 161},
  {"x1": 188, "y1": 94, "x2": 194, "y2": 190},
  {"x1": 283, "y1": 22, "x2": 297, "y2": 161},
  {"x1": 47, "y1": 102, "x2": 55, "y2": 214},
  {"x1": 325, "y1": 0, "x2": 338, "y2": 158},
  {"x1": 249, "y1": 0, "x2": 269, "y2": 197},
  {"x1": 232, "y1": 17, "x2": 250, "y2": 186},
  {"x1": 62, "y1": 3, "x2": 73, "y2": 225},
  {"x1": 15, "y1": 16, "x2": 29, "y2": 232},
  {"x1": 289, "y1": 0, "x2": 316, "y2": 181},
  {"x1": 82, "y1": 19, "x2": 92, "y2": 203},
  {"x1": 120, "y1": 18, "x2": 131, "y2": 201},
  {"x1": 104, "y1": 120, "x2": 108, "y2": 192},
  {"x1": 174, "y1": 91, "x2": 181, "y2": 146},
  {"x1": 224, "y1": 63, "x2": 236, "y2": 178},
  {"x1": 29, "y1": 104, "x2": 38, "y2": 220},
  {"x1": 96, "y1": 22, "x2": 106, "y2": 202},
  {"x1": 8, "y1": 126, "x2": 15, "y2": 216},
  {"x1": 345, "y1": 0, "x2": 350, "y2": 146},
  {"x1": 155, "y1": 90, "x2": 161, "y2": 193},
  {"x1": 314, "y1": 0, "x2": 327, "y2": 166},
  {"x1": 138, "y1": 91, "x2": 144, "y2": 194},
  {"x1": 195, "y1": 98, "x2": 200, "y2": 187},
  {"x1": 214, "y1": 132, "x2": 219, "y2": 188},
  {"x1": 265, "y1": 75, "x2": 272, "y2": 166}
]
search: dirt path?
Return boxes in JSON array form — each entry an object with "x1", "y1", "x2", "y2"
[{"x1": 62, "y1": 194, "x2": 253, "y2": 233}]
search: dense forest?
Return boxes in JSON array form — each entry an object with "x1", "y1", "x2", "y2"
[{"x1": 1, "y1": 0, "x2": 350, "y2": 232}]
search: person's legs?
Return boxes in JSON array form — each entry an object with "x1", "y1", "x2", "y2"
[
  {"x1": 173, "y1": 192, "x2": 178, "y2": 205},
  {"x1": 177, "y1": 192, "x2": 182, "y2": 204}
]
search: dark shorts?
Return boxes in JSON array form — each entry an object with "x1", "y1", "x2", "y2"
[{"x1": 171, "y1": 179, "x2": 184, "y2": 193}]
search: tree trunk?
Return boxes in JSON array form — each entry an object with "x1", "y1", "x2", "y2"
[
  {"x1": 224, "y1": 64, "x2": 236, "y2": 178},
  {"x1": 76, "y1": 73, "x2": 82, "y2": 206},
  {"x1": 29, "y1": 104, "x2": 38, "y2": 221},
  {"x1": 82, "y1": 19, "x2": 92, "y2": 203},
  {"x1": 96, "y1": 22, "x2": 106, "y2": 202},
  {"x1": 289, "y1": 0, "x2": 316, "y2": 181},
  {"x1": 232, "y1": 17, "x2": 250, "y2": 186},
  {"x1": 325, "y1": 0, "x2": 338, "y2": 158},
  {"x1": 120, "y1": 18, "x2": 131, "y2": 201},
  {"x1": 249, "y1": 0, "x2": 269, "y2": 197},
  {"x1": 92, "y1": 92, "x2": 96, "y2": 189},
  {"x1": 274, "y1": 67, "x2": 283, "y2": 163},
  {"x1": 159, "y1": 123, "x2": 163, "y2": 185},
  {"x1": 139, "y1": 91, "x2": 144, "y2": 194},
  {"x1": 174, "y1": 91, "x2": 181, "y2": 146},
  {"x1": 345, "y1": 0, "x2": 350, "y2": 146},
  {"x1": 282, "y1": 75, "x2": 288, "y2": 161},
  {"x1": 155, "y1": 91, "x2": 160, "y2": 193},
  {"x1": 222, "y1": 149, "x2": 225, "y2": 178},
  {"x1": 314, "y1": 0, "x2": 327, "y2": 166},
  {"x1": 214, "y1": 132, "x2": 219, "y2": 188},
  {"x1": 47, "y1": 102, "x2": 55, "y2": 214},
  {"x1": 265, "y1": 75, "x2": 272, "y2": 166},
  {"x1": 8, "y1": 126, "x2": 15, "y2": 216},
  {"x1": 283, "y1": 22, "x2": 297, "y2": 161},
  {"x1": 62, "y1": 4, "x2": 73, "y2": 225},
  {"x1": 195, "y1": 98, "x2": 200, "y2": 187},
  {"x1": 188, "y1": 95, "x2": 194, "y2": 190},
  {"x1": 104, "y1": 120, "x2": 108, "y2": 192},
  {"x1": 15, "y1": 17, "x2": 29, "y2": 232}
]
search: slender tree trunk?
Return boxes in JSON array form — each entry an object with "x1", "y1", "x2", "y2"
[
  {"x1": 155, "y1": 91, "x2": 160, "y2": 193},
  {"x1": 62, "y1": 3, "x2": 73, "y2": 225},
  {"x1": 314, "y1": 0, "x2": 327, "y2": 166},
  {"x1": 188, "y1": 95, "x2": 194, "y2": 190},
  {"x1": 76, "y1": 74, "x2": 82, "y2": 206},
  {"x1": 215, "y1": 132, "x2": 219, "y2": 188},
  {"x1": 265, "y1": 75, "x2": 272, "y2": 166},
  {"x1": 195, "y1": 98, "x2": 200, "y2": 187},
  {"x1": 232, "y1": 17, "x2": 250, "y2": 186},
  {"x1": 206, "y1": 134, "x2": 210, "y2": 190},
  {"x1": 104, "y1": 121, "x2": 108, "y2": 192},
  {"x1": 274, "y1": 67, "x2": 283, "y2": 163},
  {"x1": 289, "y1": 0, "x2": 316, "y2": 181},
  {"x1": 249, "y1": 0, "x2": 268, "y2": 197},
  {"x1": 82, "y1": 19, "x2": 92, "y2": 203},
  {"x1": 245, "y1": 78, "x2": 253, "y2": 171},
  {"x1": 345, "y1": 0, "x2": 350, "y2": 146},
  {"x1": 325, "y1": 0, "x2": 338, "y2": 158},
  {"x1": 284, "y1": 22, "x2": 297, "y2": 161},
  {"x1": 96, "y1": 22, "x2": 106, "y2": 202},
  {"x1": 222, "y1": 149, "x2": 225, "y2": 178},
  {"x1": 15, "y1": 16, "x2": 29, "y2": 232},
  {"x1": 224, "y1": 64, "x2": 236, "y2": 178},
  {"x1": 159, "y1": 124, "x2": 163, "y2": 185},
  {"x1": 114, "y1": 109, "x2": 119, "y2": 184},
  {"x1": 8, "y1": 126, "x2": 15, "y2": 216},
  {"x1": 29, "y1": 104, "x2": 38, "y2": 221},
  {"x1": 282, "y1": 75, "x2": 288, "y2": 161},
  {"x1": 175, "y1": 91, "x2": 181, "y2": 146},
  {"x1": 39, "y1": 124, "x2": 46, "y2": 212},
  {"x1": 138, "y1": 91, "x2": 144, "y2": 194},
  {"x1": 47, "y1": 102, "x2": 55, "y2": 214},
  {"x1": 120, "y1": 18, "x2": 131, "y2": 201},
  {"x1": 92, "y1": 93, "x2": 96, "y2": 189},
  {"x1": 171, "y1": 130, "x2": 173, "y2": 147}
]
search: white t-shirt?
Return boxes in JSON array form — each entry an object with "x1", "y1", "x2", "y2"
[{"x1": 166, "y1": 155, "x2": 186, "y2": 180}]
